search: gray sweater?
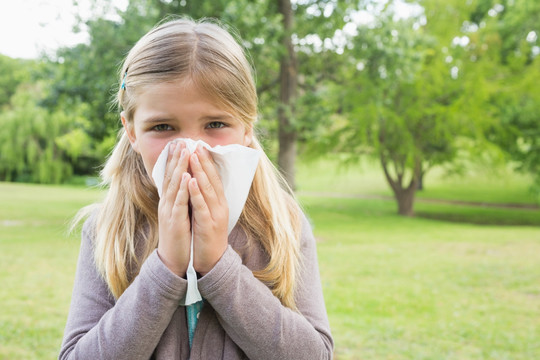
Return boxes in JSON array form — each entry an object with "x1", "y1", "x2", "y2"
[{"x1": 59, "y1": 214, "x2": 333, "y2": 359}]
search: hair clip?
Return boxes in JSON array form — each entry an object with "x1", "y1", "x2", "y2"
[{"x1": 121, "y1": 70, "x2": 128, "y2": 90}]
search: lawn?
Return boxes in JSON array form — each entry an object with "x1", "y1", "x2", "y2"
[
  {"x1": 0, "y1": 183, "x2": 103, "y2": 359},
  {"x1": 0, "y1": 162, "x2": 539, "y2": 359},
  {"x1": 301, "y1": 195, "x2": 540, "y2": 359}
]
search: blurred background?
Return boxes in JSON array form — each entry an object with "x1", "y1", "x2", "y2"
[{"x1": 0, "y1": 0, "x2": 539, "y2": 359}]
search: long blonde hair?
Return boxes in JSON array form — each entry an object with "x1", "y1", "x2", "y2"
[{"x1": 89, "y1": 18, "x2": 302, "y2": 309}]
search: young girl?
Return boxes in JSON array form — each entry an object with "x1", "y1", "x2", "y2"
[{"x1": 59, "y1": 17, "x2": 333, "y2": 360}]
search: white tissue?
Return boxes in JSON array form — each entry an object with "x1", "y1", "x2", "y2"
[{"x1": 151, "y1": 138, "x2": 260, "y2": 305}]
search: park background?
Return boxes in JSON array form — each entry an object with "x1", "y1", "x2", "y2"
[{"x1": 0, "y1": 0, "x2": 539, "y2": 359}]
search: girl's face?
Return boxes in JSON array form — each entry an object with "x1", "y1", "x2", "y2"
[{"x1": 122, "y1": 80, "x2": 253, "y2": 178}]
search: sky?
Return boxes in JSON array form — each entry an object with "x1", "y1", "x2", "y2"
[{"x1": 0, "y1": 0, "x2": 126, "y2": 59}]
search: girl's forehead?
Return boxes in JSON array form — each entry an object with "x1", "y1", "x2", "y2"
[
  {"x1": 136, "y1": 78, "x2": 217, "y2": 101},
  {"x1": 126, "y1": 71, "x2": 249, "y2": 123},
  {"x1": 131, "y1": 80, "x2": 238, "y2": 120}
]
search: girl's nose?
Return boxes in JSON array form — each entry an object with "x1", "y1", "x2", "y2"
[{"x1": 177, "y1": 130, "x2": 200, "y2": 141}]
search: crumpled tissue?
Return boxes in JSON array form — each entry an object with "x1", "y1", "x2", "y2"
[{"x1": 151, "y1": 138, "x2": 261, "y2": 305}]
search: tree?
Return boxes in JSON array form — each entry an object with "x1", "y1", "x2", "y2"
[
  {"x1": 277, "y1": 0, "x2": 298, "y2": 189},
  {"x1": 0, "y1": 55, "x2": 32, "y2": 108},
  {"x1": 0, "y1": 83, "x2": 90, "y2": 183},
  {"x1": 45, "y1": 13, "x2": 145, "y2": 169},
  {"x1": 43, "y1": 0, "x2": 355, "y2": 187},
  {"x1": 465, "y1": 0, "x2": 540, "y2": 198},
  {"x1": 42, "y1": 0, "x2": 284, "y2": 176},
  {"x1": 327, "y1": 3, "x2": 473, "y2": 216},
  {"x1": 275, "y1": 0, "x2": 357, "y2": 189}
]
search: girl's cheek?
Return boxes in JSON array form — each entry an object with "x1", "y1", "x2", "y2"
[{"x1": 140, "y1": 150, "x2": 162, "y2": 179}]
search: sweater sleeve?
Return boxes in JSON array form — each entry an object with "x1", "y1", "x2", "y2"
[
  {"x1": 197, "y1": 214, "x2": 334, "y2": 360},
  {"x1": 58, "y1": 217, "x2": 188, "y2": 360}
]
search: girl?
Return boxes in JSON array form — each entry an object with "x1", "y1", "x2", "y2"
[{"x1": 59, "y1": 17, "x2": 333, "y2": 360}]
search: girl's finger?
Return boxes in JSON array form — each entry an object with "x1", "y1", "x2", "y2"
[
  {"x1": 162, "y1": 142, "x2": 183, "y2": 196},
  {"x1": 189, "y1": 175, "x2": 228, "y2": 276},
  {"x1": 190, "y1": 154, "x2": 226, "y2": 217},
  {"x1": 190, "y1": 152, "x2": 220, "y2": 210},
  {"x1": 165, "y1": 147, "x2": 189, "y2": 202},
  {"x1": 188, "y1": 178, "x2": 211, "y2": 219},
  {"x1": 195, "y1": 147, "x2": 225, "y2": 201},
  {"x1": 172, "y1": 172, "x2": 191, "y2": 217},
  {"x1": 161, "y1": 142, "x2": 178, "y2": 193}
]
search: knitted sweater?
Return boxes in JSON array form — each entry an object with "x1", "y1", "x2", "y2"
[{"x1": 59, "y1": 213, "x2": 333, "y2": 359}]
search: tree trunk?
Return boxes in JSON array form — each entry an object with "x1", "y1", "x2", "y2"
[
  {"x1": 379, "y1": 152, "x2": 421, "y2": 217},
  {"x1": 416, "y1": 171, "x2": 424, "y2": 191},
  {"x1": 395, "y1": 187, "x2": 416, "y2": 216},
  {"x1": 277, "y1": 0, "x2": 298, "y2": 190}
]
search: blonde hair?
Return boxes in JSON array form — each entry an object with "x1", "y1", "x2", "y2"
[{"x1": 89, "y1": 18, "x2": 302, "y2": 309}]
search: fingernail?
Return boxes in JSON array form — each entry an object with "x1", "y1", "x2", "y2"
[{"x1": 180, "y1": 148, "x2": 187, "y2": 160}]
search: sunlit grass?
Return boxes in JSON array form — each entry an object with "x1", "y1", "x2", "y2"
[
  {"x1": 416, "y1": 165, "x2": 536, "y2": 206},
  {"x1": 296, "y1": 156, "x2": 390, "y2": 196},
  {"x1": 300, "y1": 195, "x2": 540, "y2": 360},
  {"x1": 296, "y1": 156, "x2": 537, "y2": 206},
  {"x1": 0, "y1": 182, "x2": 103, "y2": 359}
]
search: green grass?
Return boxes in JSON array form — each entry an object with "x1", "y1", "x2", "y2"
[
  {"x1": 300, "y1": 195, "x2": 540, "y2": 360},
  {"x1": 414, "y1": 201, "x2": 540, "y2": 226},
  {"x1": 0, "y1": 182, "x2": 104, "y2": 359},
  {"x1": 296, "y1": 156, "x2": 391, "y2": 196},
  {"x1": 1, "y1": 167, "x2": 539, "y2": 359},
  {"x1": 296, "y1": 156, "x2": 538, "y2": 206},
  {"x1": 415, "y1": 165, "x2": 537, "y2": 206}
]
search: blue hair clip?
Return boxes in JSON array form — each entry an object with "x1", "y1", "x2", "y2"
[{"x1": 121, "y1": 70, "x2": 128, "y2": 90}]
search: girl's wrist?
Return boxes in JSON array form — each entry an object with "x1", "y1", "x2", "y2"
[{"x1": 157, "y1": 250, "x2": 187, "y2": 277}]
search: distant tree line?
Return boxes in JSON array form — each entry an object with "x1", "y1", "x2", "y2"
[{"x1": 0, "y1": 0, "x2": 538, "y2": 215}]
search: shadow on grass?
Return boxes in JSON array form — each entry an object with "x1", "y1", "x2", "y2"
[
  {"x1": 415, "y1": 205, "x2": 540, "y2": 227},
  {"x1": 299, "y1": 191, "x2": 540, "y2": 226}
]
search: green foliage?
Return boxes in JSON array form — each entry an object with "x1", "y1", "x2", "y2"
[
  {"x1": 469, "y1": 0, "x2": 540, "y2": 193},
  {"x1": 47, "y1": 21, "x2": 136, "y2": 142},
  {"x1": 321, "y1": 6, "x2": 471, "y2": 214},
  {"x1": 0, "y1": 55, "x2": 34, "y2": 107},
  {"x1": 39, "y1": 0, "x2": 288, "y2": 171},
  {"x1": 37, "y1": 0, "x2": 358, "y2": 178},
  {"x1": 0, "y1": 84, "x2": 91, "y2": 183},
  {"x1": 0, "y1": 0, "x2": 538, "y2": 194},
  {"x1": 315, "y1": 0, "x2": 540, "y2": 213}
]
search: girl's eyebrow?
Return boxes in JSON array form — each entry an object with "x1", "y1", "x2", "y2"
[
  {"x1": 140, "y1": 113, "x2": 175, "y2": 124},
  {"x1": 199, "y1": 114, "x2": 234, "y2": 121},
  {"x1": 143, "y1": 117, "x2": 169, "y2": 123},
  {"x1": 140, "y1": 112, "x2": 235, "y2": 123}
]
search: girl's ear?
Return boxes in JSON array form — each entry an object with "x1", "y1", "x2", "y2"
[{"x1": 121, "y1": 111, "x2": 139, "y2": 153}]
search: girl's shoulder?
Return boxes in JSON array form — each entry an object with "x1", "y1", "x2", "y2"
[
  {"x1": 71, "y1": 203, "x2": 102, "y2": 243},
  {"x1": 298, "y1": 210, "x2": 317, "y2": 249}
]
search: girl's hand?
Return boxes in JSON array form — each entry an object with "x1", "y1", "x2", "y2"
[
  {"x1": 188, "y1": 146, "x2": 229, "y2": 276},
  {"x1": 157, "y1": 142, "x2": 192, "y2": 277}
]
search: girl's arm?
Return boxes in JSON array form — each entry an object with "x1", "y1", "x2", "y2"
[
  {"x1": 196, "y1": 215, "x2": 334, "y2": 360},
  {"x1": 58, "y1": 217, "x2": 188, "y2": 360}
]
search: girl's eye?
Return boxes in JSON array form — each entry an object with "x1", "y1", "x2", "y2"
[
  {"x1": 153, "y1": 124, "x2": 173, "y2": 131},
  {"x1": 207, "y1": 121, "x2": 225, "y2": 129}
]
